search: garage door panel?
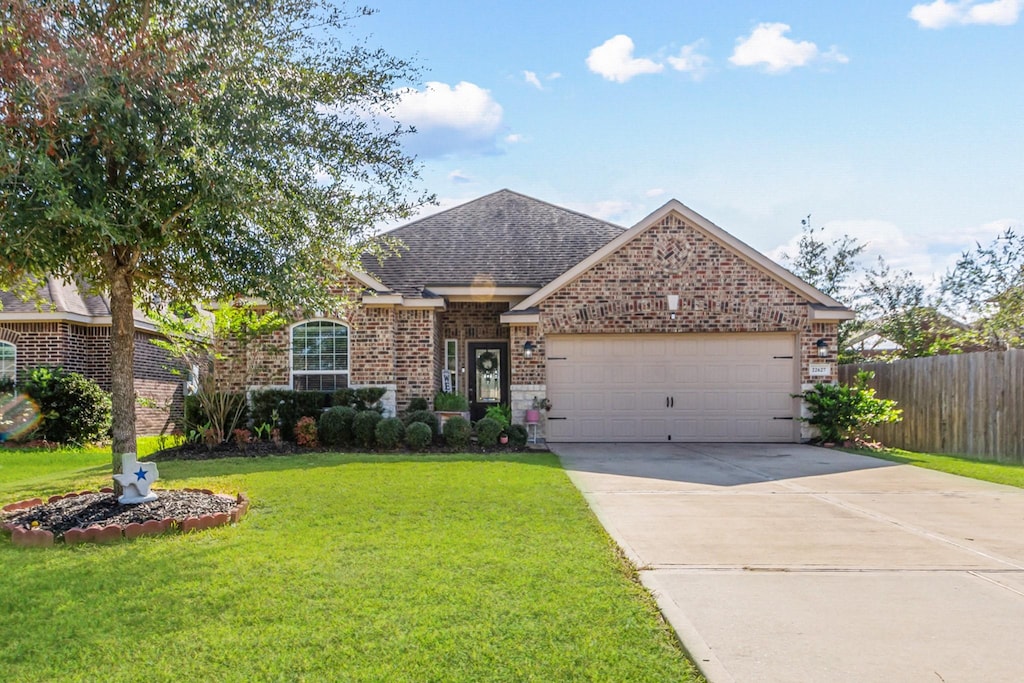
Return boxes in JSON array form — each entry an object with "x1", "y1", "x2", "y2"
[{"x1": 546, "y1": 333, "x2": 797, "y2": 443}]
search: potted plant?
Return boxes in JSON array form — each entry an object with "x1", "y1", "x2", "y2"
[
  {"x1": 526, "y1": 396, "x2": 550, "y2": 424},
  {"x1": 434, "y1": 391, "x2": 470, "y2": 427}
]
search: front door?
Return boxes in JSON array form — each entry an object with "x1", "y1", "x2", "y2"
[{"x1": 468, "y1": 342, "x2": 509, "y2": 422}]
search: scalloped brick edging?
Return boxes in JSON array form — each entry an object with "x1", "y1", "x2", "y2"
[{"x1": 2, "y1": 489, "x2": 249, "y2": 547}]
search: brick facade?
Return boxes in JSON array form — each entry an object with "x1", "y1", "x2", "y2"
[
  {"x1": 534, "y1": 213, "x2": 838, "y2": 384},
  {"x1": 0, "y1": 322, "x2": 185, "y2": 436}
]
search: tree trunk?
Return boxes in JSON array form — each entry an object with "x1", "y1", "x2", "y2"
[{"x1": 105, "y1": 249, "x2": 140, "y2": 489}]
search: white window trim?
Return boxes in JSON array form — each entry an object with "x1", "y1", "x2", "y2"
[
  {"x1": 289, "y1": 319, "x2": 350, "y2": 391},
  {"x1": 444, "y1": 338, "x2": 458, "y2": 392},
  {"x1": 0, "y1": 341, "x2": 15, "y2": 383}
]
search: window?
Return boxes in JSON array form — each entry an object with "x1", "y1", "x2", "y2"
[
  {"x1": 0, "y1": 342, "x2": 14, "y2": 384},
  {"x1": 291, "y1": 321, "x2": 349, "y2": 391},
  {"x1": 444, "y1": 339, "x2": 458, "y2": 392}
]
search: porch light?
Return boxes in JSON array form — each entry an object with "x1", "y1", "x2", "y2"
[
  {"x1": 523, "y1": 341, "x2": 536, "y2": 358},
  {"x1": 816, "y1": 338, "x2": 829, "y2": 357},
  {"x1": 667, "y1": 294, "x2": 680, "y2": 321}
]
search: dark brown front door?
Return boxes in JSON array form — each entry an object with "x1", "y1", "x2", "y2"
[{"x1": 468, "y1": 342, "x2": 509, "y2": 422}]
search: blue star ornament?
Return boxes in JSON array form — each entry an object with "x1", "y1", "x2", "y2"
[{"x1": 135, "y1": 467, "x2": 148, "y2": 481}]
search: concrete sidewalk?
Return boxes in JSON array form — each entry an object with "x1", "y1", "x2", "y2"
[{"x1": 553, "y1": 443, "x2": 1024, "y2": 683}]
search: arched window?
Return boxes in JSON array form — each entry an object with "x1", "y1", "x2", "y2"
[
  {"x1": 291, "y1": 320, "x2": 349, "y2": 391},
  {"x1": 0, "y1": 341, "x2": 14, "y2": 383}
]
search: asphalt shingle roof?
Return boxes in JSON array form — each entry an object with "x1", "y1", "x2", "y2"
[{"x1": 360, "y1": 189, "x2": 625, "y2": 296}]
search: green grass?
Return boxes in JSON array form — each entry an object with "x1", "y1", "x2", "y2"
[
  {"x1": 0, "y1": 449, "x2": 702, "y2": 682},
  {"x1": 854, "y1": 447, "x2": 1024, "y2": 489},
  {"x1": 0, "y1": 436, "x2": 166, "y2": 502}
]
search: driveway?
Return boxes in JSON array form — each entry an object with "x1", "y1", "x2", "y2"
[{"x1": 552, "y1": 443, "x2": 1024, "y2": 683}]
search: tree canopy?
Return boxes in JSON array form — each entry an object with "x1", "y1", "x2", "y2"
[{"x1": 0, "y1": 0, "x2": 428, "y2": 471}]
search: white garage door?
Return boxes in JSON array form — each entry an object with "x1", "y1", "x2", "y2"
[{"x1": 545, "y1": 333, "x2": 798, "y2": 443}]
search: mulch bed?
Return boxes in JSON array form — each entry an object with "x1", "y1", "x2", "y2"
[{"x1": 3, "y1": 489, "x2": 238, "y2": 539}]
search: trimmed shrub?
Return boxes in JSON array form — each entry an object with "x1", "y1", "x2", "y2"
[
  {"x1": 353, "y1": 410, "x2": 382, "y2": 449},
  {"x1": 375, "y1": 417, "x2": 405, "y2": 450},
  {"x1": 331, "y1": 387, "x2": 355, "y2": 407},
  {"x1": 506, "y1": 423, "x2": 528, "y2": 448},
  {"x1": 407, "y1": 397, "x2": 429, "y2": 412},
  {"x1": 475, "y1": 416, "x2": 503, "y2": 448},
  {"x1": 402, "y1": 409, "x2": 439, "y2": 437},
  {"x1": 319, "y1": 406, "x2": 356, "y2": 447},
  {"x1": 250, "y1": 389, "x2": 328, "y2": 440},
  {"x1": 800, "y1": 370, "x2": 902, "y2": 444},
  {"x1": 406, "y1": 421, "x2": 432, "y2": 451},
  {"x1": 20, "y1": 367, "x2": 112, "y2": 444},
  {"x1": 443, "y1": 415, "x2": 472, "y2": 449}
]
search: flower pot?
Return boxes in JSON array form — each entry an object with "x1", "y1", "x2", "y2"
[
  {"x1": 499, "y1": 435, "x2": 509, "y2": 445},
  {"x1": 525, "y1": 409, "x2": 540, "y2": 424}
]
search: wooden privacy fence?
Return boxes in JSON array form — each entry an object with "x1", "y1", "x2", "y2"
[{"x1": 839, "y1": 350, "x2": 1024, "y2": 463}]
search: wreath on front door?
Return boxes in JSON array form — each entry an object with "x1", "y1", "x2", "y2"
[{"x1": 476, "y1": 350, "x2": 499, "y2": 373}]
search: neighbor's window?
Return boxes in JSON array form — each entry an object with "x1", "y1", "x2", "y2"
[
  {"x1": 445, "y1": 339, "x2": 458, "y2": 392},
  {"x1": 291, "y1": 320, "x2": 349, "y2": 391},
  {"x1": 0, "y1": 341, "x2": 14, "y2": 383}
]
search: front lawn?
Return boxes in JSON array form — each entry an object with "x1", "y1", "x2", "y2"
[
  {"x1": 853, "y1": 447, "x2": 1024, "y2": 489},
  {"x1": 0, "y1": 450, "x2": 702, "y2": 682}
]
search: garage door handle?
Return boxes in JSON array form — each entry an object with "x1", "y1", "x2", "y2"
[{"x1": 548, "y1": 416, "x2": 567, "y2": 420}]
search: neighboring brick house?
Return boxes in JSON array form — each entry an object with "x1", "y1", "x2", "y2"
[
  {"x1": 0, "y1": 278, "x2": 186, "y2": 436},
  {"x1": 224, "y1": 189, "x2": 854, "y2": 443}
]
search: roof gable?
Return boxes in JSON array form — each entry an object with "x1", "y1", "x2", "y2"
[
  {"x1": 512, "y1": 199, "x2": 851, "y2": 314},
  {"x1": 360, "y1": 189, "x2": 624, "y2": 296}
]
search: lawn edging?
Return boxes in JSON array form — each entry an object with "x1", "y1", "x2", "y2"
[{"x1": 2, "y1": 489, "x2": 249, "y2": 547}]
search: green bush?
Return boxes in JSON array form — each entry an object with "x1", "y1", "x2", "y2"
[
  {"x1": 433, "y1": 391, "x2": 469, "y2": 411},
  {"x1": 402, "y1": 409, "x2": 439, "y2": 437},
  {"x1": 331, "y1": 387, "x2": 355, "y2": 407},
  {"x1": 375, "y1": 417, "x2": 406, "y2": 450},
  {"x1": 250, "y1": 389, "x2": 328, "y2": 440},
  {"x1": 406, "y1": 421, "x2": 432, "y2": 451},
  {"x1": 407, "y1": 397, "x2": 429, "y2": 412},
  {"x1": 506, "y1": 423, "x2": 528, "y2": 448},
  {"x1": 20, "y1": 367, "x2": 112, "y2": 444},
  {"x1": 319, "y1": 406, "x2": 356, "y2": 447},
  {"x1": 475, "y1": 416, "x2": 503, "y2": 448},
  {"x1": 800, "y1": 370, "x2": 903, "y2": 444},
  {"x1": 331, "y1": 386, "x2": 387, "y2": 412},
  {"x1": 443, "y1": 415, "x2": 472, "y2": 448},
  {"x1": 353, "y1": 410, "x2": 382, "y2": 448},
  {"x1": 484, "y1": 404, "x2": 510, "y2": 428}
]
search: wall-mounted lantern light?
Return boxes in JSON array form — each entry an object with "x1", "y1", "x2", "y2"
[
  {"x1": 667, "y1": 294, "x2": 680, "y2": 321},
  {"x1": 523, "y1": 341, "x2": 536, "y2": 358},
  {"x1": 816, "y1": 338, "x2": 829, "y2": 358}
]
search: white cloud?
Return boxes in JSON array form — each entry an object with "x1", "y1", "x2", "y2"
[
  {"x1": 645, "y1": 188, "x2": 666, "y2": 198},
  {"x1": 586, "y1": 35, "x2": 664, "y2": 83},
  {"x1": 547, "y1": 72, "x2": 562, "y2": 80},
  {"x1": 910, "y1": 0, "x2": 1021, "y2": 28},
  {"x1": 391, "y1": 81, "x2": 504, "y2": 157},
  {"x1": 448, "y1": 170, "x2": 473, "y2": 184},
  {"x1": 568, "y1": 199, "x2": 634, "y2": 222},
  {"x1": 729, "y1": 23, "x2": 847, "y2": 73},
  {"x1": 523, "y1": 70, "x2": 543, "y2": 90},
  {"x1": 504, "y1": 133, "x2": 524, "y2": 144},
  {"x1": 667, "y1": 41, "x2": 712, "y2": 80}
]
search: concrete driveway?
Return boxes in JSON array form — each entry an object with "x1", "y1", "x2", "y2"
[{"x1": 552, "y1": 443, "x2": 1024, "y2": 683}]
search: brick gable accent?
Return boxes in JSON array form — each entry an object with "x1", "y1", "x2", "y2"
[{"x1": 532, "y1": 212, "x2": 838, "y2": 385}]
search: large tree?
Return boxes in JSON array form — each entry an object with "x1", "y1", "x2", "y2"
[
  {"x1": 0, "y1": 0, "x2": 427, "y2": 478},
  {"x1": 941, "y1": 228, "x2": 1024, "y2": 350}
]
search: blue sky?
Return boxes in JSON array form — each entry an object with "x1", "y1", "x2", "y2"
[{"x1": 363, "y1": 1, "x2": 1023, "y2": 285}]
